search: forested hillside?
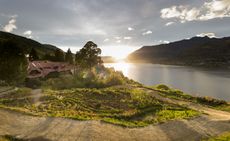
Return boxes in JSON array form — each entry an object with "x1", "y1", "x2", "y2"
[
  {"x1": 128, "y1": 36, "x2": 230, "y2": 67},
  {"x1": 0, "y1": 31, "x2": 61, "y2": 57}
]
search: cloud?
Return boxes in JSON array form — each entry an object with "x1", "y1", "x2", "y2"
[
  {"x1": 124, "y1": 36, "x2": 132, "y2": 40},
  {"x1": 3, "y1": 18, "x2": 17, "y2": 32},
  {"x1": 165, "y1": 22, "x2": 175, "y2": 26},
  {"x1": 0, "y1": 0, "x2": 228, "y2": 52},
  {"x1": 161, "y1": 6, "x2": 200, "y2": 23},
  {"x1": 161, "y1": 0, "x2": 230, "y2": 22},
  {"x1": 142, "y1": 30, "x2": 152, "y2": 35},
  {"x1": 161, "y1": 6, "x2": 182, "y2": 19},
  {"x1": 116, "y1": 40, "x2": 121, "y2": 43},
  {"x1": 23, "y1": 30, "x2": 33, "y2": 38},
  {"x1": 128, "y1": 27, "x2": 134, "y2": 31},
  {"x1": 200, "y1": 0, "x2": 230, "y2": 20},
  {"x1": 103, "y1": 38, "x2": 109, "y2": 42},
  {"x1": 24, "y1": 30, "x2": 32, "y2": 35},
  {"x1": 196, "y1": 32, "x2": 216, "y2": 38},
  {"x1": 114, "y1": 36, "x2": 121, "y2": 40},
  {"x1": 159, "y1": 40, "x2": 170, "y2": 44}
]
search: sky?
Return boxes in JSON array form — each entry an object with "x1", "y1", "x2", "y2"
[{"x1": 0, "y1": 0, "x2": 230, "y2": 58}]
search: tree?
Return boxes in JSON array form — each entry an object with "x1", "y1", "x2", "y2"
[
  {"x1": 54, "y1": 49, "x2": 65, "y2": 62},
  {"x1": 75, "y1": 41, "x2": 103, "y2": 69},
  {"x1": 0, "y1": 40, "x2": 28, "y2": 85},
  {"x1": 65, "y1": 48, "x2": 73, "y2": 64},
  {"x1": 29, "y1": 48, "x2": 39, "y2": 61}
]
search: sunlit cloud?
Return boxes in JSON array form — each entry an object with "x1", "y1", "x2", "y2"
[
  {"x1": 165, "y1": 22, "x2": 175, "y2": 26},
  {"x1": 200, "y1": 0, "x2": 230, "y2": 20},
  {"x1": 159, "y1": 40, "x2": 170, "y2": 44},
  {"x1": 142, "y1": 30, "x2": 152, "y2": 35},
  {"x1": 3, "y1": 17, "x2": 17, "y2": 32},
  {"x1": 196, "y1": 32, "x2": 216, "y2": 38},
  {"x1": 161, "y1": 6, "x2": 200, "y2": 23},
  {"x1": 124, "y1": 36, "x2": 132, "y2": 40},
  {"x1": 23, "y1": 30, "x2": 33, "y2": 38},
  {"x1": 161, "y1": 0, "x2": 230, "y2": 22},
  {"x1": 128, "y1": 27, "x2": 134, "y2": 31}
]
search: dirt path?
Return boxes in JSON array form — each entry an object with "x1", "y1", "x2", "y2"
[{"x1": 0, "y1": 89, "x2": 229, "y2": 141}]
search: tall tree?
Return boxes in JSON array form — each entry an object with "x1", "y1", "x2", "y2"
[
  {"x1": 29, "y1": 48, "x2": 39, "y2": 61},
  {"x1": 54, "y1": 49, "x2": 65, "y2": 62},
  {"x1": 75, "y1": 41, "x2": 102, "y2": 69},
  {"x1": 0, "y1": 40, "x2": 28, "y2": 85},
  {"x1": 65, "y1": 48, "x2": 73, "y2": 64}
]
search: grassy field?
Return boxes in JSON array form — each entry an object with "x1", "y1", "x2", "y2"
[
  {"x1": 0, "y1": 86, "x2": 199, "y2": 127},
  {"x1": 150, "y1": 84, "x2": 230, "y2": 112},
  {"x1": 203, "y1": 131, "x2": 230, "y2": 141}
]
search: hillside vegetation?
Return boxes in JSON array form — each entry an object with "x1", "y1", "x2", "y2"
[
  {"x1": 0, "y1": 86, "x2": 199, "y2": 127},
  {"x1": 128, "y1": 36, "x2": 230, "y2": 67},
  {"x1": 0, "y1": 31, "x2": 60, "y2": 57}
]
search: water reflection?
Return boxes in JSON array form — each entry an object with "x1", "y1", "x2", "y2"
[
  {"x1": 105, "y1": 61, "x2": 131, "y2": 76},
  {"x1": 105, "y1": 63, "x2": 230, "y2": 101}
]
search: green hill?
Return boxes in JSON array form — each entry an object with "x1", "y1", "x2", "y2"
[{"x1": 128, "y1": 36, "x2": 230, "y2": 68}]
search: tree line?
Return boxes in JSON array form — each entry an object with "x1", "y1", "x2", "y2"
[{"x1": 0, "y1": 40, "x2": 103, "y2": 85}]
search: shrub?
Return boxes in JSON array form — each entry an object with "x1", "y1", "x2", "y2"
[
  {"x1": 155, "y1": 84, "x2": 170, "y2": 90},
  {"x1": 105, "y1": 72, "x2": 124, "y2": 87},
  {"x1": 41, "y1": 67, "x2": 129, "y2": 89},
  {"x1": 25, "y1": 78, "x2": 42, "y2": 89},
  {"x1": 0, "y1": 80, "x2": 8, "y2": 86},
  {"x1": 0, "y1": 135, "x2": 26, "y2": 141},
  {"x1": 196, "y1": 96, "x2": 227, "y2": 107}
]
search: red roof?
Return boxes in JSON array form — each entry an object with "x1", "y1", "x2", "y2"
[{"x1": 27, "y1": 61, "x2": 74, "y2": 78}]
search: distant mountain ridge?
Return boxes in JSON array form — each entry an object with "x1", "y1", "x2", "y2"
[
  {"x1": 0, "y1": 31, "x2": 62, "y2": 56},
  {"x1": 128, "y1": 36, "x2": 230, "y2": 68}
]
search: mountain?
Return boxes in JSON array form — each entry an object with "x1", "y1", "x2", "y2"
[
  {"x1": 101, "y1": 56, "x2": 116, "y2": 63},
  {"x1": 127, "y1": 36, "x2": 230, "y2": 67},
  {"x1": 0, "y1": 31, "x2": 62, "y2": 57}
]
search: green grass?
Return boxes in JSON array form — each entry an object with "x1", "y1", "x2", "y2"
[
  {"x1": 0, "y1": 87, "x2": 199, "y2": 127},
  {"x1": 150, "y1": 84, "x2": 229, "y2": 112},
  {"x1": 203, "y1": 132, "x2": 230, "y2": 141},
  {"x1": 0, "y1": 135, "x2": 26, "y2": 141},
  {"x1": 0, "y1": 87, "x2": 32, "y2": 99}
]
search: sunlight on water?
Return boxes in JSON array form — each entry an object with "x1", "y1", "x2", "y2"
[{"x1": 104, "y1": 61, "x2": 131, "y2": 76}]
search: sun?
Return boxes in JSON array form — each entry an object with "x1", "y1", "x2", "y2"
[{"x1": 101, "y1": 45, "x2": 137, "y2": 60}]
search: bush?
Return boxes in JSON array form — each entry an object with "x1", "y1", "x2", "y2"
[
  {"x1": 41, "y1": 67, "x2": 128, "y2": 89},
  {"x1": 196, "y1": 96, "x2": 227, "y2": 107},
  {"x1": 0, "y1": 135, "x2": 26, "y2": 141},
  {"x1": 25, "y1": 78, "x2": 42, "y2": 89},
  {"x1": 155, "y1": 84, "x2": 170, "y2": 90},
  {"x1": 0, "y1": 80, "x2": 8, "y2": 86},
  {"x1": 105, "y1": 72, "x2": 124, "y2": 87}
]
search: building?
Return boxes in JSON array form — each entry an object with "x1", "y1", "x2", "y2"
[{"x1": 27, "y1": 61, "x2": 74, "y2": 79}]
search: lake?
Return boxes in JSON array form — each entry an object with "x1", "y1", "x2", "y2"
[{"x1": 105, "y1": 63, "x2": 230, "y2": 101}]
